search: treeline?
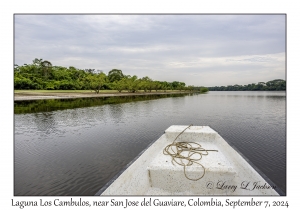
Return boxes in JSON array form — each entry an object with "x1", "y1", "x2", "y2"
[
  {"x1": 208, "y1": 79, "x2": 286, "y2": 91},
  {"x1": 14, "y1": 58, "x2": 208, "y2": 93}
]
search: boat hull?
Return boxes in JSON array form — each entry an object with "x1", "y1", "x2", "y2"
[{"x1": 97, "y1": 126, "x2": 282, "y2": 195}]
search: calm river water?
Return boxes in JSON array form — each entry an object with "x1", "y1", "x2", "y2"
[{"x1": 14, "y1": 91, "x2": 286, "y2": 195}]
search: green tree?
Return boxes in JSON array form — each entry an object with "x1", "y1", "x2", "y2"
[
  {"x1": 200, "y1": 87, "x2": 209, "y2": 93},
  {"x1": 171, "y1": 81, "x2": 185, "y2": 91},
  {"x1": 139, "y1": 77, "x2": 151, "y2": 92},
  {"x1": 108, "y1": 69, "x2": 124, "y2": 83},
  {"x1": 160, "y1": 81, "x2": 170, "y2": 92},
  {"x1": 171, "y1": 81, "x2": 180, "y2": 90},
  {"x1": 87, "y1": 73, "x2": 107, "y2": 94},
  {"x1": 113, "y1": 78, "x2": 127, "y2": 93},
  {"x1": 124, "y1": 75, "x2": 140, "y2": 93},
  {"x1": 41, "y1": 60, "x2": 52, "y2": 79},
  {"x1": 187, "y1": 85, "x2": 194, "y2": 92},
  {"x1": 153, "y1": 81, "x2": 161, "y2": 92},
  {"x1": 178, "y1": 82, "x2": 185, "y2": 91}
]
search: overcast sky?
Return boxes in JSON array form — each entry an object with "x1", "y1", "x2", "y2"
[{"x1": 14, "y1": 14, "x2": 286, "y2": 87}]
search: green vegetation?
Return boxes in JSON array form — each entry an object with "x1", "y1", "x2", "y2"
[
  {"x1": 200, "y1": 87, "x2": 209, "y2": 93},
  {"x1": 14, "y1": 94, "x2": 189, "y2": 114},
  {"x1": 208, "y1": 79, "x2": 286, "y2": 91},
  {"x1": 14, "y1": 58, "x2": 208, "y2": 93}
]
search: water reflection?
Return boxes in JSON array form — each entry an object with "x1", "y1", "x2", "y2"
[
  {"x1": 108, "y1": 104, "x2": 124, "y2": 122},
  {"x1": 33, "y1": 112, "x2": 57, "y2": 134},
  {"x1": 14, "y1": 94, "x2": 189, "y2": 114},
  {"x1": 14, "y1": 91, "x2": 286, "y2": 195}
]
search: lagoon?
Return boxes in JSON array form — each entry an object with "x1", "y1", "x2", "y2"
[{"x1": 14, "y1": 91, "x2": 286, "y2": 195}]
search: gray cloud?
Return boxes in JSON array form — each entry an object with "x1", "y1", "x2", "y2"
[{"x1": 14, "y1": 14, "x2": 285, "y2": 86}]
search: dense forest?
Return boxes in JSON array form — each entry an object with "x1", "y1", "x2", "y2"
[
  {"x1": 15, "y1": 58, "x2": 284, "y2": 92},
  {"x1": 14, "y1": 58, "x2": 208, "y2": 93},
  {"x1": 208, "y1": 79, "x2": 286, "y2": 91}
]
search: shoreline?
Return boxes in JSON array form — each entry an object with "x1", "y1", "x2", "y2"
[{"x1": 14, "y1": 91, "x2": 191, "y2": 101}]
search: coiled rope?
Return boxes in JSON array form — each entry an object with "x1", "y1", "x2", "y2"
[{"x1": 163, "y1": 124, "x2": 218, "y2": 181}]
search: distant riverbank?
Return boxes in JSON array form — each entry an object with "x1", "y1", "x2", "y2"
[{"x1": 14, "y1": 90, "x2": 192, "y2": 101}]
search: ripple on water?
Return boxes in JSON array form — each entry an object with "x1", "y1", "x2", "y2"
[{"x1": 14, "y1": 92, "x2": 286, "y2": 195}]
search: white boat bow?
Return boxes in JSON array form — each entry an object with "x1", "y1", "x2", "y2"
[{"x1": 96, "y1": 125, "x2": 283, "y2": 195}]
